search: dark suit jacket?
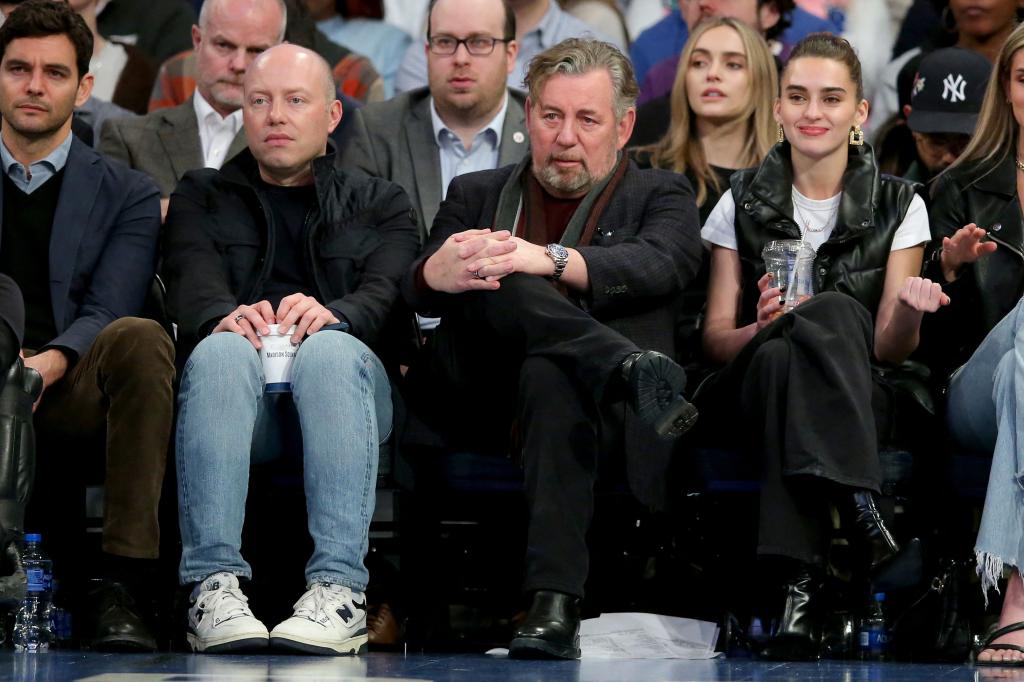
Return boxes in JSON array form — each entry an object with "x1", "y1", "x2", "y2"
[
  {"x1": 339, "y1": 87, "x2": 529, "y2": 241},
  {"x1": 0, "y1": 136, "x2": 161, "y2": 358},
  {"x1": 403, "y1": 161, "x2": 703, "y2": 509},
  {"x1": 98, "y1": 96, "x2": 247, "y2": 198}
]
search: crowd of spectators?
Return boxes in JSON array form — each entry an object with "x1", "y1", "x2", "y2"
[{"x1": 0, "y1": 0, "x2": 1021, "y2": 666}]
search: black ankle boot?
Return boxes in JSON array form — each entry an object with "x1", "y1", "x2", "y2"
[
  {"x1": 840, "y1": 490, "x2": 922, "y2": 591},
  {"x1": 619, "y1": 351, "x2": 698, "y2": 438},
  {"x1": 760, "y1": 563, "x2": 823, "y2": 661},
  {"x1": 509, "y1": 590, "x2": 581, "y2": 660}
]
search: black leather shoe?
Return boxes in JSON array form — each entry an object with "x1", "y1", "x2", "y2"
[
  {"x1": 509, "y1": 590, "x2": 581, "y2": 660},
  {"x1": 840, "y1": 490, "x2": 922, "y2": 591},
  {"x1": 620, "y1": 351, "x2": 698, "y2": 438},
  {"x1": 759, "y1": 563, "x2": 823, "y2": 661},
  {"x1": 83, "y1": 580, "x2": 157, "y2": 652}
]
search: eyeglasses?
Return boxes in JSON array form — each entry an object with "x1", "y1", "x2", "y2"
[
  {"x1": 916, "y1": 131, "x2": 970, "y2": 156},
  {"x1": 427, "y1": 35, "x2": 511, "y2": 56}
]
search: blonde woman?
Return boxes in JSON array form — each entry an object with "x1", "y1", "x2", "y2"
[
  {"x1": 634, "y1": 17, "x2": 777, "y2": 223},
  {"x1": 926, "y1": 22, "x2": 1024, "y2": 667}
]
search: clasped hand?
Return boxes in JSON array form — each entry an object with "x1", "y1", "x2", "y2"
[
  {"x1": 212, "y1": 293, "x2": 339, "y2": 349},
  {"x1": 423, "y1": 229, "x2": 555, "y2": 293}
]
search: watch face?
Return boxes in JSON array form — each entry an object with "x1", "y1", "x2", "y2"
[{"x1": 549, "y1": 244, "x2": 569, "y2": 259}]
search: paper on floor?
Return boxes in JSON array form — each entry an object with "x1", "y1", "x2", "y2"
[{"x1": 580, "y1": 612, "x2": 721, "y2": 660}]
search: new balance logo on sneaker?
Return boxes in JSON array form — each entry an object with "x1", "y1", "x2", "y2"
[
  {"x1": 337, "y1": 597, "x2": 367, "y2": 624},
  {"x1": 186, "y1": 572, "x2": 269, "y2": 653},
  {"x1": 270, "y1": 583, "x2": 369, "y2": 655}
]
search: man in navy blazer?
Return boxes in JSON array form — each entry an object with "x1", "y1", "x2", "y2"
[{"x1": 0, "y1": 0, "x2": 173, "y2": 652}]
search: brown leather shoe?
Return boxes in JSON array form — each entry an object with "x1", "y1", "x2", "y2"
[{"x1": 367, "y1": 603, "x2": 401, "y2": 646}]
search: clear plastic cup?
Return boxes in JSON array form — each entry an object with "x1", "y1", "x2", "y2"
[{"x1": 761, "y1": 240, "x2": 816, "y2": 312}]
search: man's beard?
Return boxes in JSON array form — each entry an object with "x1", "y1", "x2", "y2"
[{"x1": 534, "y1": 156, "x2": 594, "y2": 196}]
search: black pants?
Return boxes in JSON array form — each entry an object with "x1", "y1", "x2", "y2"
[
  {"x1": 406, "y1": 274, "x2": 639, "y2": 597},
  {"x1": 694, "y1": 292, "x2": 891, "y2": 564}
]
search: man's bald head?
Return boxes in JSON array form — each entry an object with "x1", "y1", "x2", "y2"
[
  {"x1": 246, "y1": 43, "x2": 335, "y2": 103},
  {"x1": 243, "y1": 44, "x2": 342, "y2": 186},
  {"x1": 199, "y1": 0, "x2": 287, "y2": 42}
]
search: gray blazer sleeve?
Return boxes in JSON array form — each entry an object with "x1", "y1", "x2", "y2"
[
  {"x1": 338, "y1": 109, "x2": 382, "y2": 177},
  {"x1": 97, "y1": 117, "x2": 133, "y2": 168}
]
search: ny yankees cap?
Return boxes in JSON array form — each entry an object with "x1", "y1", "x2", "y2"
[{"x1": 908, "y1": 47, "x2": 991, "y2": 135}]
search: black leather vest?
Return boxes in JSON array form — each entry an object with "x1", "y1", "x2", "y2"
[{"x1": 731, "y1": 143, "x2": 920, "y2": 326}]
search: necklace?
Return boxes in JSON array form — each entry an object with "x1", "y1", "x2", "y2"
[
  {"x1": 793, "y1": 194, "x2": 839, "y2": 235},
  {"x1": 1016, "y1": 157, "x2": 1024, "y2": 172}
]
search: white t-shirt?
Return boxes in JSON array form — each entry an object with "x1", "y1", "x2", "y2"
[{"x1": 700, "y1": 188, "x2": 930, "y2": 254}]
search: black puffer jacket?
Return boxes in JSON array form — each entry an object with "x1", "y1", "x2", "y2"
[
  {"x1": 730, "y1": 143, "x2": 921, "y2": 328},
  {"x1": 163, "y1": 149, "x2": 420, "y2": 350},
  {"x1": 922, "y1": 156, "x2": 1024, "y2": 380}
]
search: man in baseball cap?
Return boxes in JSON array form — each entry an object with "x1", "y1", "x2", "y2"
[{"x1": 903, "y1": 47, "x2": 991, "y2": 182}]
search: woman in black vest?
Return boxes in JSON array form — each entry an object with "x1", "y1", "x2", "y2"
[
  {"x1": 695, "y1": 33, "x2": 945, "y2": 660},
  {"x1": 926, "y1": 23, "x2": 1024, "y2": 666}
]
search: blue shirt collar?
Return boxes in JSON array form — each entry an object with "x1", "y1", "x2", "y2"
[
  {"x1": 0, "y1": 131, "x2": 72, "y2": 178},
  {"x1": 429, "y1": 92, "x2": 509, "y2": 148},
  {"x1": 532, "y1": 0, "x2": 568, "y2": 49}
]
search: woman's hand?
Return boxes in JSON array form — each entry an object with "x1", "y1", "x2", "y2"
[
  {"x1": 897, "y1": 276, "x2": 950, "y2": 312},
  {"x1": 940, "y1": 223, "x2": 997, "y2": 282},
  {"x1": 755, "y1": 273, "x2": 785, "y2": 329}
]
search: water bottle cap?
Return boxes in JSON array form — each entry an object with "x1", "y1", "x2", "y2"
[
  {"x1": 874, "y1": 592, "x2": 886, "y2": 601},
  {"x1": 24, "y1": 533, "x2": 41, "y2": 543}
]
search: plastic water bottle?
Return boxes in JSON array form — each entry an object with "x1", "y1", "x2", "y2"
[
  {"x1": 857, "y1": 592, "x2": 888, "y2": 661},
  {"x1": 13, "y1": 533, "x2": 54, "y2": 652}
]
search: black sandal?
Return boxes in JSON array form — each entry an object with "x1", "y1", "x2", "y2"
[{"x1": 977, "y1": 621, "x2": 1024, "y2": 667}]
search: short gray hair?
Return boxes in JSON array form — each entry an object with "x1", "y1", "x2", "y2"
[
  {"x1": 199, "y1": 0, "x2": 288, "y2": 43},
  {"x1": 524, "y1": 38, "x2": 638, "y2": 121}
]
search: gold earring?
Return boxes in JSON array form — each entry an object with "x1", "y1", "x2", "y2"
[
  {"x1": 777, "y1": 124, "x2": 785, "y2": 143},
  {"x1": 849, "y1": 125, "x2": 865, "y2": 146}
]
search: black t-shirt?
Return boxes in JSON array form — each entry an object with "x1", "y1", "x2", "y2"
[{"x1": 255, "y1": 180, "x2": 317, "y2": 311}]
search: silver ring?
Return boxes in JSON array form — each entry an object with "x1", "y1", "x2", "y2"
[
  {"x1": 471, "y1": 271, "x2": 481, "y2": 279},
  {"x1": 234, "y1": 313, "x2": 245, "y2": 322}
]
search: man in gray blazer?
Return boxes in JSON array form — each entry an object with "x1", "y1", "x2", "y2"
[
  {"x1": 340, "y1": 0, "x2": 529, "y2": 241},
  {"x1": 98, "y1": 0, "x2": 286, "y2": 216}
]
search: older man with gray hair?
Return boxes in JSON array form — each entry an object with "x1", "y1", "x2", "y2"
[
  {"x1": 162, "y1": 43, "x2": 419, "y2": 655},
  {"x1": 99, "y1": 0, "x2": 286, "y2": 217},
  {"x1": 401, "y1": 38, "x2": 703, "y2": 659}
]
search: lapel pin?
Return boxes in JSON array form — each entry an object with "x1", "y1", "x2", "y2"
[{"x1": 513, "y1": 132, "x2": 525, "y2": 144}]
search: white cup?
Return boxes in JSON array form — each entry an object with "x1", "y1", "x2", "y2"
[{"x1": 259, "y1": 324, "x2": 299, "y2": 393}]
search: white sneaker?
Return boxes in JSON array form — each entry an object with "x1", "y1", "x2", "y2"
[
  {"x1": 186, "y1": 572, "x2": 269, "y2": 653},
  {"x1": 270, "y1": 583, "x2": 369, "y2": 655}
]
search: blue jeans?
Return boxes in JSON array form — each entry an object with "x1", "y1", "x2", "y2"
[
  {"x1": 176, "y1": 331, "x2": 392, "y2": 590},
  {"x1": 947, "y1": 295, "x2": 1024, "y2": 600}
]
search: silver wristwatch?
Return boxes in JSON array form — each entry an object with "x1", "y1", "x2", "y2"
[{"x1": 545, "y1": 243, "x2": 569, "y2": 281}]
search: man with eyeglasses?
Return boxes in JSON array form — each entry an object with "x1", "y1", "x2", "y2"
[
  {"x1": 340, "y1": 0, "x2": 529, "y2": 241},
  {"x1": 393, "y1": 0, "x2": 615, "y2": 97}
]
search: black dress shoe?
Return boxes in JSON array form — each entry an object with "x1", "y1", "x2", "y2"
[
  {"x1": 759, "y1": 563, "x2": 823, "y2": 661},
  {"x1": 839, "y1": 490, "x2": 922, "y2": 591},
  {"x1": 620, "y1": 350, "x2": 698, "y2": 438},
  {"x1": 83, "y1": 580, "x2": 157, "y2": 652},
  {"x1": 509, "y1": 590, "x2": 581, "y2": 660}
]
